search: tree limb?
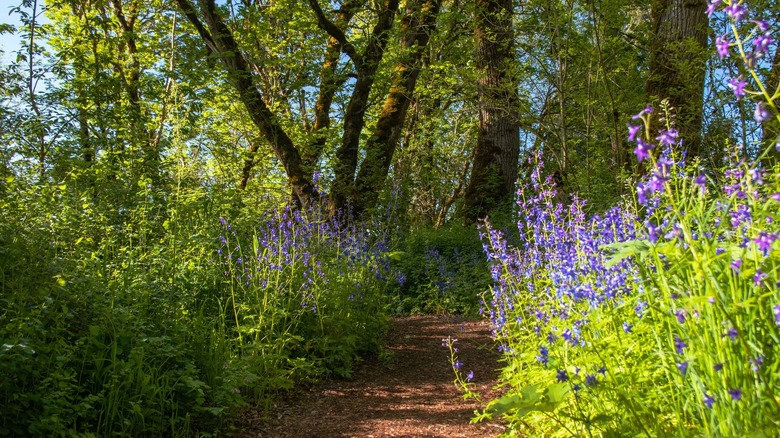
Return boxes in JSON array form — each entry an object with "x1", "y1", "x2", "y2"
[{"x1": 307, "y1": 0, "x2": 362, "y2": 69}]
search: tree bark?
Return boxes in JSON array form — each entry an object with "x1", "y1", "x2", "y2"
[
  {"x1": 303, "y1": 1, "x2": 364, "y2": 175},
  {"x1": 326, "y1": 0, "x2": 400, "y2": 216},
  {"x1": 352, "y1": 0, "x2": 442, "y2": 216},
  {"x1": 463, "y1": 0, "x2": 520, "y2": 222},
  {"x1": 646, "y1": 0, "x2": 708, "y2": 158}
]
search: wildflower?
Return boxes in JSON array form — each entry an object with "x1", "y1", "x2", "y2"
[
  {"x1": 753, "y1": 19, "x2": 769, "y2": 32},
  {"x1": 674, "y1": 336, "x2": 686, "y2": 354},
  {"x1": 724, "y1": 2, "x2": 747, "y2": 21},
  {"x1": 623, "y1": 322, "x2": 632, "y2": 333},
  {"x1": 753, "y1": 33, "x2": 773, "y2": 55},
  {"x1": 556, "y1": 369, "x2": 569, "y2": 382},
  {"x1": 677, "y1": 361, "x2": 689, "y2": 376},
  {"x1": 454, "y1": 360, "x2": 463, "y2": 370},
  {"x1": 536, "y1": 345, "x2": 549, "y2": 366},
  {"x1": 754, "y1": 102, "x2": 772, "y2": 123},
  {"x1": 632, "y1": 106, "x2": 654, "y2": 120},
  {"x1": 714, "y1": 363, "x2": 724, "y2": 372},
  {"x1": 754, "y1": 231, "x2": 777, "y2": 255},
  {"x1": 774, "y1": 304, "x2": 780, "y2": 326},
  {"x1": 585, "y1": 374, "x2": 598, "y2": 386},
  {"x1": 656, "y1": 129, "x2": 679, "y2": 146},
  {"x1": 466, "y1": 370, "x2": 474, "y2": 382},
  {"x1": 731, "y1": 259, "x2": 742, "y2": 273},
  {"x1": 729, "y1": 387, "x2": 742, "y2": 401},
  {"x1": 694, "y1": 173, "x2": 706, "y2": 191},
  {"x1": 634, "y1": 139, "x2": 654, "y2": 162},
  {"x1": 754, "y1": 269, "x2": 767, "y2": 286},
  {"x1": 706, "y1": 0, "x2": 721, "y2": 15},
  {"x1": 674, "y1": 309, "x2": 686, "y2": 324},
  {"x1": 750, "y1": 355, "x2": 764, "y2": 372},
  {"x1": 716, "y1": 35, "x2": 730, "y2": 58},
  {"x1": 628, "y1": 124, "x2": 641, "y2": 141},
  {"x1": 727, "y1": 76, "x2": 747, "y2": 99},
  {"x1": 724, "y1": 327, "x2": 738, "y2": 341},
  {"x1": 704, "y1": 393, "x2": 715, "y2": 409}
]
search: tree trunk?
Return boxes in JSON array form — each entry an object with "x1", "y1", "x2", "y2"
[
  {"x1": 327, "y1": 0, "x2": 400, "y2": 217},
  {"x1": 176, "y1": 0, "x2": 317, "y2": 207},
  {"x1": 646, "y1": 0, "x2": 708, "y2": 158},
  {"x1": 352, "y1": 0, "x2": 442, "y2": 216},
  {"x1": 303, "y1": 1, "x2": 364, "y2": 176},
  {"x1": 463, "y1": 0, "x2": 520, "y2": 222}
]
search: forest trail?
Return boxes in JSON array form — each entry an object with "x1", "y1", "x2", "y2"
[{"x1": 232, "y1": 315, "x2": 505, "y2": 437}]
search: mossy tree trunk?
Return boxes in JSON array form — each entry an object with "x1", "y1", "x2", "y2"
[
  {"x1": 463, "y1": 0, "x2": 520, "y2": 222},
  {"x1": 646, "y1": 0, "x2": 708, "y2": 158}
]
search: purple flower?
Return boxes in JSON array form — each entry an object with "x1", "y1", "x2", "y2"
[
  {"x1": 694, "y1": 173, "x2": 707, "y2": 191},
  {"x1": 454, "y1": 360, "x2": 463, "y2": 370},
  {"x1": 677, "y1": 361, "x2": 689, "y2": 376},
  {"x1": 731, "y1": 259, "x2": 742, "y2": 273},
  {"x1": 585, "y1": 374, "x2": 598, "y2": 386},
  {"x1": 623, "y1": 322, "x2": 633, "y2": 333},
  {"x1": 729, "y1": 387, "x2": 742, "y2": 401},
  {"x1": 724, "y1": 327, "x2": 738, "y2": 341},
  {"x1": 634, "y1": 139, "x2": 654, "y2": 162},
  {"x1": 754, "y1": 269, "x2": 767, "y2": 286},
  {"x1": 754, "y1": 231, "x2": 777, "y2": 254},
  {"x1": 556, "y1": 369, "x2": 569, "y2": 382},
  {"x1": 628, "y1": 124, "x2": 641, "y2": 142},
  {"x1": 716, "y1": 35, "x2": 730, "y2": 58},
  {"x1": 674, "y1": 336, "x2": 686, "y2": 354},
  {"x1": 714, "y1": 362, "x2": 724, "y2": 372},
  {"x1": 774, "y1": 304, "x2": 780, "y2": 326},
  {"x1": 674, "y1": 309, "x2": 686, "y2": 323},
  {"x1": 656, "y1": 129, "x2": 679, "y2": 146},
  {"x1": 466, "y1": 370, "x2": 474, "y2": 382},
  {"x1": 704, "y1": 393, "x2": 715, "y2": 409},
  {"x1": 727, "y1": 76, "x2": 747, "y2": 99},
  {"x1": 753, "y1": 19, "x2": 769, "y2": 32},
  {"x1": 536, "y1": 345, "x2": 549, "y2": 365},
  {"x1": 753, "y1": 33, "x2": 773, "y2": 55},
  {"x1": 706, "y1": 0, "x2": 721, "y2": 15},
  {"x1": 724, "y1": 2, "x2": 747, "y2": 21},
  {"x1": 750, "y1": 355, "x2": 764, "y2": 372},
  {"x1": 754, "y1": 102, "x2": 772, "y2": 123},
  {"x1": 632, "y1": 106, "x2": 654, "y2": 120}
]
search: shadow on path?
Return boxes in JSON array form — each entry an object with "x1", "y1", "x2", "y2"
[{"x1": 233, "y1": 315, "x2": 505, "y2": 437}]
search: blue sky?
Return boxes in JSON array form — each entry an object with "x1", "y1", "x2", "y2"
[{"x1": 0, "y1": 2, "x2": 51, "y2": 65}]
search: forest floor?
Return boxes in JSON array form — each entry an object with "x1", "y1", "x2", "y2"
[{"x1": 231, "y1": 314, "x2": 506, "y2": 437}]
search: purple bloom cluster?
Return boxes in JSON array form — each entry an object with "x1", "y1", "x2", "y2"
[{"x1": 216, "y1": 207, "x2": 398, "y2": 312}]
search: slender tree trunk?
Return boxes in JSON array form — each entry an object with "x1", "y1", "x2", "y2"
[
  {"x1": 352, "y1": 0, "x2": 442, "y2": 216},
  {"x1": 463, "y1": 0, "x2": 520, "y2": 222},
  {"x1": 646, "y1": 0, "x2": 708, "y2": 158}
]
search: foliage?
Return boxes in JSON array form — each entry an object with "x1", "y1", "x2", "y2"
[
  {"x1": 389, "y1": 224, "x2": 490, "y2": 316},
  {"x1": 0, "y1": 162, "x2": 396, "y2": 435},
  {"x1": 476, "y1": 2, "x2": 780, "y2": 436}
]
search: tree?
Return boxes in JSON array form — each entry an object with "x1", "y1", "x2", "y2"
[
  {"x1": 646, "y1": 0, "x2": 709, "y2": 158},
  {"x1": 463, "y1": 0, "x2": 520, "y2": 221}
]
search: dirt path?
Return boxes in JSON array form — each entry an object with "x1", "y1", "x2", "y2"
[{"x1": 233, "y1": 315, "x2": 505, "y2": 437}]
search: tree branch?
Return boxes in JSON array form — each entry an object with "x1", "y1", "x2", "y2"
[
  {"x1": 307, "y1": 0, "x2": 362, "y2": 68},
  {"x1": 173, "y1": 0, "x2": 219, "y2": 54}
]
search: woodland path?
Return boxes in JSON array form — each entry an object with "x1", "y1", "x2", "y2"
[{"x1": 232, "y1": 315, "x2": 506, "y2": 437}]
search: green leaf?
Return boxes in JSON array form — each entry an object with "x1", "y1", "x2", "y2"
[{"x1": 545, "y1": 382, "x2": 570, "y2": 404}]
